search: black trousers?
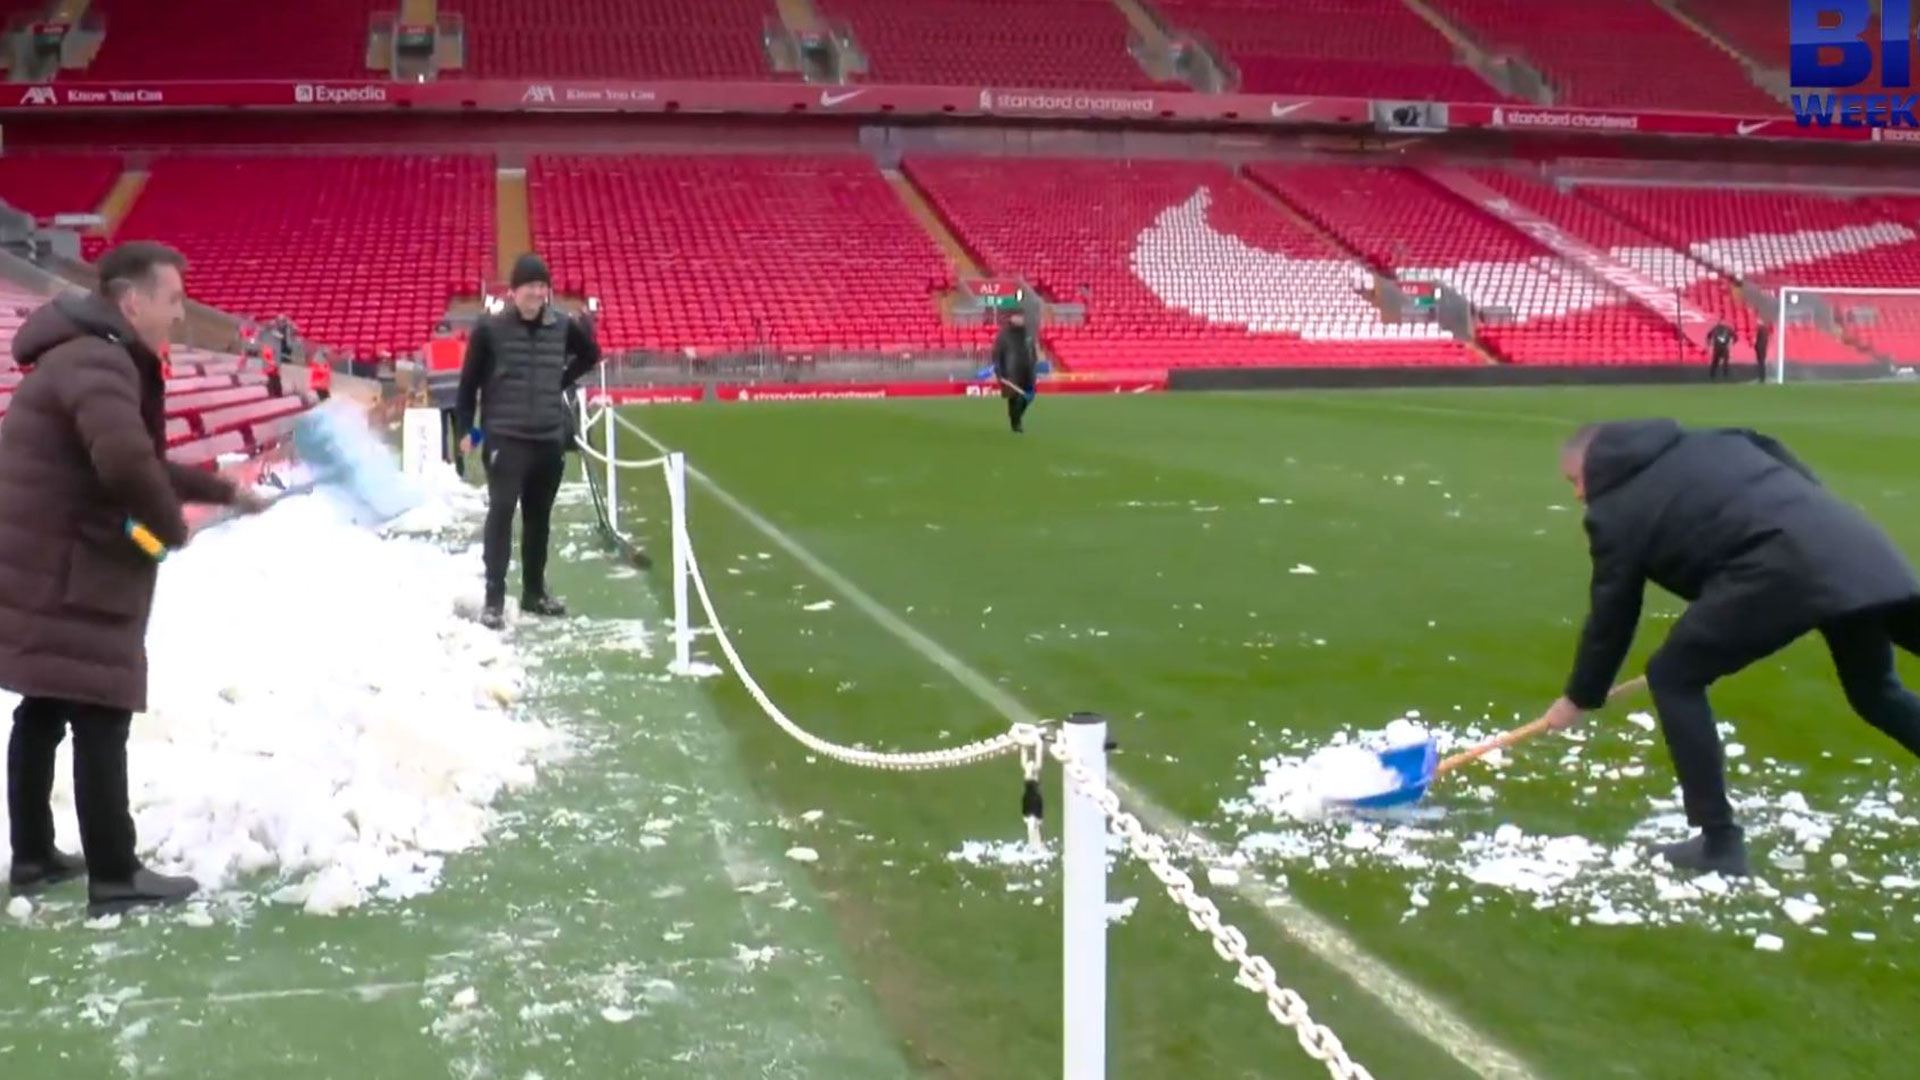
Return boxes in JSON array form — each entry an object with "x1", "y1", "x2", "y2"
[
  {"x1": 1004, "y1": 387, "x2": 1032, "y2": 430},
  {"x1": 441, "y1": 408, "x2": 465, "y2": 478},
  {"x1": 7, "y1": 697, "x2": 139, "y2": 881},
  {"x1": 1647, "y1": 597, "x2": 1920, "y2": 832},
  {"x1": 1707, "y1": 348, "x2": 1730, "y2": 378},
  {"x1": 482, "y1": 436, "x2": 567, "y2": 608}
]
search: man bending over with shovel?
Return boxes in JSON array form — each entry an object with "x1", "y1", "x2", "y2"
[{"x1": 1546, "y1": 419, "x2": 1920, "y2": 877}]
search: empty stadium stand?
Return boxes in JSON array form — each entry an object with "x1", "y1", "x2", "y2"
[
  {"x1": 1460, "y1": 167, "x2": 1756, "y2": 336},
  {"x1": 1679, "y1": 0, "x2": 1786, "y2": 69},
  {"x1": 528, "y1": 154, "x2": 978, "y2": 355},
  {"x1": 447, "y1": 0, "x2": 780, "y2": 79},
  {"x1": 0, "y1": 155, "x2": 123, "y2": 221},
  {"x1": 1576, "y1": 185, "x2": 1920, "y2": 290},
  {"x1": 1155, "y1": 0, "x2": 1499, "y2": 100},
  {"x1": 114, "y1": 155, "x2": 494, "y2": 354},
  {"x1": 85, "y1": 0, "x2": 384, "y2": 80},
  {"x1": 0, "y1": 270, "x2": 306, "y2": 460},
  {"x1": 1256, "y1": 162, "x2": 1701, "y2": 365},
  {"x1": 906, "y1": 157, "x2": 1471, "y2": 370},
  {"x1": 1426, "y1": 0, "x2": 1781, "y2": 112},
  {"x1": 826, "y1": 0, "x2": 1161, "y2": 89},
  {"x1": 1578, "y1": 183, "x2": 1920, "y2": 364}
]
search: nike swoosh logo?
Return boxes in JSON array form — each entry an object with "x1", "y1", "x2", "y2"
[
  {"x1": 1736, "y1": 120, "x2": 1771, "y2": 136},
  {"x1": 1269, "y1": 101, "x2": 1309, "y2": 118},
  {"x1": 820, "y1": 90, "x2": 863, "y2": 107}
]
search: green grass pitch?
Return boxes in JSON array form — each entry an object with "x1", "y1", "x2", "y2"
[
  {"x1": 625, "y1": 383, "x2": 1920, "y2": 1080},
  {"x1": 4, "y1": 382, "x2": 1917, "y2": 1079}
]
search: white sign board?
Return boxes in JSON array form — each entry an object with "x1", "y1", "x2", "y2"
[{"x1": 400, "y1": 407, "x2": 441, "y2": 480}]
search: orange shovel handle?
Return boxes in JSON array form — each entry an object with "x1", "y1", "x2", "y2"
[{"x1": 1435, "y1": 675, "x2": 1648, "y2": 777}]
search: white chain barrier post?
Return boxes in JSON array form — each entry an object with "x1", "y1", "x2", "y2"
[
  {"x1": 667, "y1": 450, "x2": 693, "y2": 674},
  {"x1": 1062, "y1": 713, "x2": 1109, "y2": 1080},
  {"x1": 1049, "y1": 738, "x2": 1376, "y2": 1080},
  {"x1": 602, "y1": 397, "x2": 619, "y2": 533},
  {"x1": 585, "y1": 410, "x2": 1375, "y2": 1080}
]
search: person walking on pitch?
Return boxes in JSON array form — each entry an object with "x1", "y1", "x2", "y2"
[
  {"x1": 1544, "y1": 419, "x2": 1920, "y2": 877},
  {"x1": 455, "y1": 254, "x2": 602, "y2": 630},
  {"x1": 991, "y1": 308, "x2": 1038, "y2": 434}
]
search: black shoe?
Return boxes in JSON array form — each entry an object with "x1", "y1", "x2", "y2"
[
  {"x1": 87, "y1": 869, "x2": 199, "y2": 918},
  {"x1": 479, "y1": 605, "x2": 505, "y2": 631},
  {"x1": 1652, "y1": 829, "x2": 1750, "y2": 877},
  {"x1": 8, "y1": 850, "x2": 86, "y2": 896},
  {"x1": 521, "y1": 594, "x2": 567, "y2": 618}
]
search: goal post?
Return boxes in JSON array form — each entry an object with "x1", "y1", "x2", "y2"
[{"x1": 1771, "y1": 286, "x2": 1920, "y2": 385}]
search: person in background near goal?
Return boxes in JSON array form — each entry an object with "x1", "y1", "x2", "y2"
[
  {"x1": 992, "y1": 306, "x2": 1038, "y2": 434},
  {"x1": 1544, "y1": 419, "x2": 1920, "y2": 878},
  {"x1": 456, "y1": 253, "x2": 601, "y2": 631},
  {"x1": 0, "y1": 242, "x2": 269, "y2": 916},
  {"x1": 1753, "y1": 322, "x2": 1772, "y2": 381},
  {"x1": 1705, "y1": 322, "x2": 1735, "y2": 380}
]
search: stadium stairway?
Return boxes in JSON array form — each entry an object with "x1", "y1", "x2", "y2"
[
  {"x1": 1646, "y1": 0, "x2": 1790, "y2": 106},
  {"x1": 1393, "y1": 0, "x2": 1552, "y2": 103},
  {"x1": 885, "y1": 168, "x2": 981, "y2": 280},
  {"x1": 775, "y1": 0, "x2": 823, "y2": 36},
  {"x1": 87, "y1": 165, "x2": 148, "y2": 252},
  {"x1": 495, "y1": 160, "x2": 532, "y2": 283}
]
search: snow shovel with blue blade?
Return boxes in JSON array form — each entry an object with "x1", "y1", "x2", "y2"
[
  {"x1": 290, "y1": 400, "x2": 425, "y2": 523},
  {"x1": 1341, "y1": 675, "x2": 1648, "y2": 811}
]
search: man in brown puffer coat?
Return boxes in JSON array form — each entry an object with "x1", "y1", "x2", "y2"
[{"x1": 0, "y1": 242, "x2": 266, "y2": 917}]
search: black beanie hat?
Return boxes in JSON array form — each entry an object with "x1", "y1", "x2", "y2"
[{"x1": 510, "y1": 253, "x2": 551, "y2": 289}]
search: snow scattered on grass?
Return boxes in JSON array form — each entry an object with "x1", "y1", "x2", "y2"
[
  {"x1": 1221, "y1": 708, "x2": 1920, "y2": 941},
  {"x1": 1754, "y1": 933, "x2": 1785, "y2": 952},
  {"x1": 785, "y1": 846, "x2": 820, "y2": 863},
  {"x1": 6, "y1": 897, "x2": 32, "y2": 923},
  {"x1": 1106, "y1": 897, "x2": 1139, "y2": 924},
  {"x1": 1289, "y1": 564, "x2": 1318, "y2": 575},
  {"x1": 0, "y1": 465, "x2": 567, "y2": 923},
  {"x1": 801, "y1": 600, "x2": 835, "y2": 613}
]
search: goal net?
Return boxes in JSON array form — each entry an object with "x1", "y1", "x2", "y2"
[{"x1": 1772, "y1": 286, "x2": 1920, "y2": 385}]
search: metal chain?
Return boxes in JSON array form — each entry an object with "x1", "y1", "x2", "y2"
[
  {"x1": 610, "y1": 420, "x2": 1369, "y2": 1076},
  {"x1": 1049, "y1": 737, "x2": 1377, "y2": 1080},
  {"x1": 684, "y1": 538, "x2": 1046, "y2": 771}
]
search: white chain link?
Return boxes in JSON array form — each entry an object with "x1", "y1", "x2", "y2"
[
  {"x1": 600, "y1": 420, "x2": 1369, "y2": 1078},
  {"x1": 684, "y1": 539, "x2": 1047, "y2": 771},
  {"x1": 1049, "y1": 737, "x2": 1377, "y2": 1080}
]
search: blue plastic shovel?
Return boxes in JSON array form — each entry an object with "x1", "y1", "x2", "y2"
[{"x1": 1341, "y1": 675, "x2": 1648, "y2": 811}]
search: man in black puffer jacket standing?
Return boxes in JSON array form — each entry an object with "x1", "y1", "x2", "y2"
[
  {"x1": 455, "y1": 253, "x2": 601, "y2": 630},
  {"x1": 1542, "y1": 419, "x2": 1920, "y2": 878},
  {"x1": 991, "y1": 308, "x2": 1038, "y2": 434}
]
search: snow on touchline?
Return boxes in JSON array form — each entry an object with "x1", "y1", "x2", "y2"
[
  {"x1": 1219, "y1": 707, "x2": 1920, "y2": 943},
  {"x1": 0, "y1": 463, "x2": 570, "y2": 920}
]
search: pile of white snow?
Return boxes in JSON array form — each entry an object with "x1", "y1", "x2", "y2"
[
  {"x1": 1257, "y1": 716, "x2": 1430, "y2": 819},
  {"x1": 0, "y1": 464, "x2": 568, "y2": 917}
]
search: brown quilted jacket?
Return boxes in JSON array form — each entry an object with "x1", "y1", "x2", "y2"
[{"x1": 0, "y1": 293, "x2": 235, "y2": 712}]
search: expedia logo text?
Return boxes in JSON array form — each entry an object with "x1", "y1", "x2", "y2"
[
  {"x1": 296, "y1": 85, "x2": 389, "y2": 105},
  {"x1": 987, "y1": 92, "x2": 1156, "y2": 116}
]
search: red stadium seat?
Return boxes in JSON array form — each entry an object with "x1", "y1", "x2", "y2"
[{"x1": 115, "y1": 156, "x2": 493, "y2": 356}]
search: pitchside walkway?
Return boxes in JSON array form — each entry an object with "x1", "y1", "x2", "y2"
[{"x1": 0, "y1": 481, "x2": 907, "y2": 1080}]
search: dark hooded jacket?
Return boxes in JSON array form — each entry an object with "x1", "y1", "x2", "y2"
[
  {"x1": 1565, "y1": 418, "x2": 1920, "y2": 709},
  {"x1": 992, "y1": 321, "x2": 1038, "y2": 391},
  {"x1": 0, "y1": 293, "x2": 235, "y2": 713}
]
